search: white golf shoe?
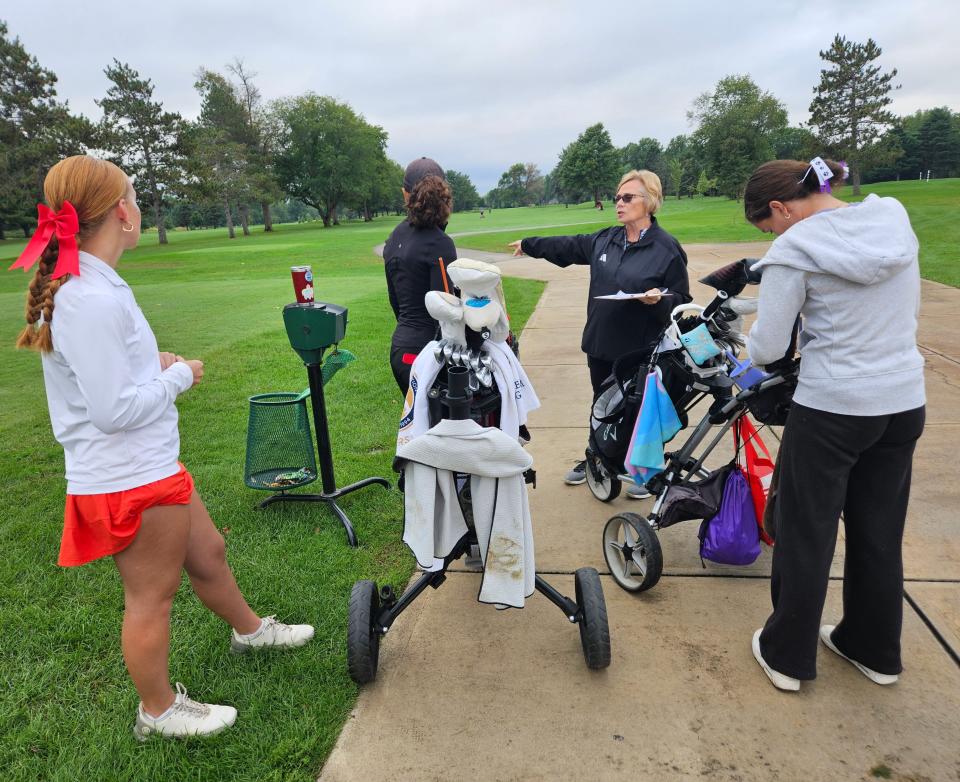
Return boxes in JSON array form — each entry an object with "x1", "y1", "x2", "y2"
[
  {"x1": 134, "y1": 682, "x2": 237, "y2": 741},
  {"x1": 230, "y1": 615, "x2": 315, "y2": 654}
]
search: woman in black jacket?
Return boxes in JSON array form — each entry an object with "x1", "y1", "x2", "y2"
[
  {"x1": 510, "y1": 170, "x2": 691, "y2": 494},
  {"x1": 384, "y1": 158, "x2": 457, "y2": 394}
]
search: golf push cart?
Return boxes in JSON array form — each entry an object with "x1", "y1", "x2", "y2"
[
  {"x1": 346, "y1": 259, "x2": 612, "y2": 684},
  {"x1": 592, "y1": 258, "x2": 799, "y2": 593}
]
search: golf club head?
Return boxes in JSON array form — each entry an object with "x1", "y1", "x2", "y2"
[
  {"x1": 469, "y1": 352, "x2": 481, "y2": 372},
  {"x1": 477, "y1": 366, "x2": 493, "y2": 387},
  {"x1": 443, "y1": 342, "x2": 453, "y2": 362},
  {"x1": 480, "y1": 354, "x2": 493, "y2": 371},
  {"x1": 468, "y1": 372, "x2": 480, "y2": 391},
  {"x1": 434, "y1": 340, "x2": 448, "y2": 362},
  {"x1": 452, "y1": 345, "x2": 462, "y2": 365}
]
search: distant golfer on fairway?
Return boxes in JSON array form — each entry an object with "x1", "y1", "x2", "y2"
[{"x1": 10, "y1": 155, "x2": 315, "y2": 740}]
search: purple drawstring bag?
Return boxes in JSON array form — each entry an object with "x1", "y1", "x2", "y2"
[{"x1": 698, "y1": 467, "x2": 761, "y2": 566}]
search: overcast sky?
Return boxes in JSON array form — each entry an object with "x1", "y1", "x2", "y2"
[{"x1": 5, "y1": 1, "x2": 958, "y2": 193}]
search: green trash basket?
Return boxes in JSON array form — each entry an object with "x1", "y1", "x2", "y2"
[
  {"x1": 244, "y1": 389, "x2": 318, "y2": 491},
  {"x1": 244, "y1": 348, "x2": 356, "y2": 492}
]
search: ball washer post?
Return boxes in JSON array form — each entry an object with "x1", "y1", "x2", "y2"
[{"x1": 261, "y1": 301, "x2": 390, "y2": 547}]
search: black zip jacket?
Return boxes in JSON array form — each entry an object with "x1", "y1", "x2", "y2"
[
  {"x1": 384, "y1": 220, "x2": 457, "y2": 349},
  {"x1": 520, "y1": 218, "x2": 691, "y2": 361}
]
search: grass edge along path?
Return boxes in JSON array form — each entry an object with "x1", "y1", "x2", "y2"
[
  {"x1": 0, "y1": 218, "x2": 543, "y2": 782},
  {"x1": 453, "y1": 179, "x2": 960, "y2": 289}
]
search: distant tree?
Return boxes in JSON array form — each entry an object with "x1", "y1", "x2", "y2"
[
  {"x1": 445, "y1": 169, "x2": 480, "y2": 211},
  {"x1": 184, "y1": 124, "x2": 251, "y2": 238},
  {"x1": 620, "y1": 137, "x2": 667, "y2": 181},
  {"x1": 808, "y1": 35, "x2": 900, "y2": 194},
  {"x1": 0, "y1": 22, "x2": 93, "y2": 239},
  {"x1": 522, "y1": 163, "x2": 545, "y2": 205},
  {"x1": 555, "y1": 123, "x2": 620, "y2": 205},
  {"x1": 695, "y1": 170, "x2": 719, "y2": 197},
  {"x1": 690, "y1": 74, "x2": 788, "y2": 199},
  {"x1": 664, "y1": 134, "x2": 701, "y2": 199},
  {"x1": 272, "y1": 94, "x2": 388, "y2": 227},
  {"x1": 917, "y1": 107, "x2": 960, "y2": 177},
  {"x1": 666, "y1": 157, "x2": 684, "y2": 200},
  {"x1": 192, "y1": 69, "x2": 257, "y2": 236},
  {"x1": 227, "y1": 61, "x2": 283, "y2": 231},
  {"x1": 367, "y1": 157, "x2": 404, "y2": 217},
  {"x1": 887, "y1": 123, "x2": 923, "y2": 180},
  {"x1": 542, "y1": 171, "x2": 559, "y2": 204},
  {"x1": 483, "y1": 187, "x2": 501, "y2": 208},
  {"x1": 772, "y1": 126, "x2": 819, "y2": 161},
  {"x1": 98, "y1": 60, "x2": 188, "y2": 244},
  {"x1": 495, "y1": 163, "x2": 527, "y2": 207}
]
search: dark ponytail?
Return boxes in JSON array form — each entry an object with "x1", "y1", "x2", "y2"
[
  {"x1": 406, "y1": 175, "x2": 453, "y2": 228},
  {"x1": 744, "y1": 159, "x2": 845, "y2": 223}
]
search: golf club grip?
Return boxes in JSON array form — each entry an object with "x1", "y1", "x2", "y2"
[{"x1": 700, "y1": 290, "x2": 729, "y2": 322}]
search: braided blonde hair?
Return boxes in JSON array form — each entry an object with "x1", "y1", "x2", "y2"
[{"x1": 16, "y1": 156, "x2": 129, "y2": 352}]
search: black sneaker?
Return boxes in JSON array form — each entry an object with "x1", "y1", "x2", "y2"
[{"x1": 564, "y1": 460, "x2": 587, "y2": 485}]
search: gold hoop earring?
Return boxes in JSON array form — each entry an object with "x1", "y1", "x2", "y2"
[
  {"x1": 121, "y1": 222, "x2": 134, "y2": 233},
  {"x1": 784, "y1": 213, "x2": 792, "y2": 221}
]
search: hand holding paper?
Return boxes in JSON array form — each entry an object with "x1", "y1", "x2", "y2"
[{"x1": 595, "y1": 288, "x2": 673, "y2": 304}]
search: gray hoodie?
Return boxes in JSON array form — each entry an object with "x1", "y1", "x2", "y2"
[{"x1": 748, "y1": 193, "x2": 925, "y2": 416}]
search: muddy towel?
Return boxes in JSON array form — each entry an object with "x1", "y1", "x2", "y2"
[{"x1": 396, "y1": 418, "x2": 535, "y2": 608}]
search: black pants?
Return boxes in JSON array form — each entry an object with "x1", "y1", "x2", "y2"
[
  {"x1": 587, "y1": 355, "x2": 614, "y2": 400},
  {"x1": 391, "y1": 344, "x2": 424, "y2": 395},
  {"x1": 759, "y1": 403, "x2": 925, "y2": 679}
]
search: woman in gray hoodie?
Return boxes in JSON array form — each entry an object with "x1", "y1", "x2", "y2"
[{"x1": 743, "y1": 158, "x2": 926, "y2": 692}]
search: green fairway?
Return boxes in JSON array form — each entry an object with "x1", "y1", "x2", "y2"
[
  {"x1": 0, "y1": 175, "x2": 956, "y2": 780},
  {"x1": 449, "y1": 179, "x2": 960, "y2": 288},
  {"x1": 0, "y1": 219, "x2": 543, "y2": 782}
]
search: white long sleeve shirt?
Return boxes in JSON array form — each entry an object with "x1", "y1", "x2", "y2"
[{"x1": 41, "y1": 252, "x2": 195, "y2": 494}]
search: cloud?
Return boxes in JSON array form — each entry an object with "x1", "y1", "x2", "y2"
[{"x1": 5, "y1": 0, "x2": 958, "y2": 192}]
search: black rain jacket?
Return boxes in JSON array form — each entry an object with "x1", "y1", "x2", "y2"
[
  {"x1": 384, "y1": 220, "x2": 457, "y2": 349},
  {"x1": 520, "y1": 218, "x2": 691, "y2": 361}
]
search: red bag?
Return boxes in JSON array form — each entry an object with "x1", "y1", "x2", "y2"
[{"x1": 736, "y1": 417, "x2": 775, "y2": 545}]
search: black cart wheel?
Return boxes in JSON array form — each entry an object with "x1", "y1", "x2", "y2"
[
  {"x1": 602, "y1": 512, "x2": 663, "y2": 593},
  {"x1": 585, "y1": 450, "x2": 621, "y2": 503},
  {"x1": 574, "y1": 567, "x2": 611, "y2": 670},
  {"x1": 347, "y1": 580, "x2": 381, "y2": 684}
]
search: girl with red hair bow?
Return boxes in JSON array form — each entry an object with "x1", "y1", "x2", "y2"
[{"x1": 11, "y1": 155, "x2": 314, "y2": 740}]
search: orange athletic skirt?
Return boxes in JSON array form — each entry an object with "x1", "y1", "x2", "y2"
[{"x1": 58, "y1": 464, "x2": 195, "y2": 567}]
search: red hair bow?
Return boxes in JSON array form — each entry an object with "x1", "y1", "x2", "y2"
[{"x1": 8, "y1": 201, "x2": 80, "y2": 279}]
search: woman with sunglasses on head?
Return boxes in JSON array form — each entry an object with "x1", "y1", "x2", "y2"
[
  {"x1": 509, "y1": 170, "x2": 691, "y2": 495},
  {"x1": 11, "y1": 155, "x2": 314, "y2": 740},
  {"x1": 743, "y1": 158, "x2": 925, "y2": 692}
]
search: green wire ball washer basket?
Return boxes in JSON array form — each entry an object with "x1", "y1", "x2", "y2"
[{"x1": 243, "y1": 349, "x2": 355, "y2": 492}]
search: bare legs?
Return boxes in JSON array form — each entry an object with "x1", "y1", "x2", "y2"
[
  {"x1": 182, "y1": 491, "x2": 260, "y2": 635},
  {"x1": 112, "y1": 491, "x2": 259, "y2": 716}
]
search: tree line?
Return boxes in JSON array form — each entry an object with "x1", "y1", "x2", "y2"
[
  {"x1": 486, "y1": 35, "x2": 960, "y2": 208},
  {"x1": 0, "y1": 20, "x2": 486, "y2": 242},
  {"x1": 3, "y1": 24, "x2": 958, "y2": 243}
]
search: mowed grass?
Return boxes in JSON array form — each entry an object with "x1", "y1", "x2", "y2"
[
  {"x1": 0, "y1": 175, "x2": 956, "y2": 780},
  {"x1": 450, "y1": 179, "x2": 960, "y2": 288},
  {"x1": 0, "y1": 218, "x2": 543, "y2": 782}
]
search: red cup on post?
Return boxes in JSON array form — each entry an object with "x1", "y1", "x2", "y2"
[{"x1": 291, "y1": 265, "x2": 315, "y2": 303}]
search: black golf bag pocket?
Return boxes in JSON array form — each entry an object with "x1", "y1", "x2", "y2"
[{"x1": 657, "y1": 462, "x2": 734, "y2": 529}]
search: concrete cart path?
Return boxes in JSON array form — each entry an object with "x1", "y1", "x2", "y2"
[{"x1": 321, "y1": 243, "x2": 960, "y2": 781}]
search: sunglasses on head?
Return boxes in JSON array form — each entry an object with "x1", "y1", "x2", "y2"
[{"x1": 613, "y1": 193, "x2": 645, "y2": 204}]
